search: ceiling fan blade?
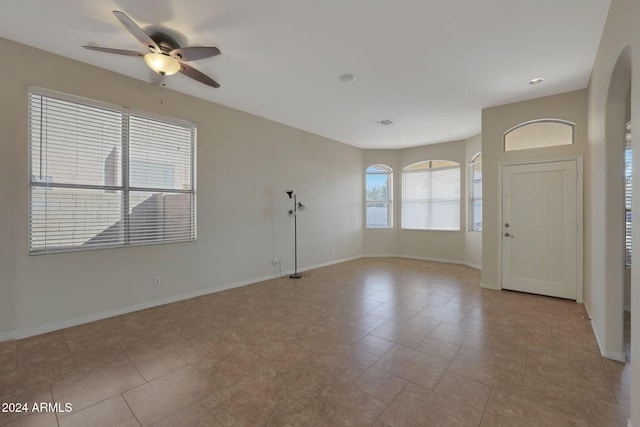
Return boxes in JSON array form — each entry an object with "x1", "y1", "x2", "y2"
[
  {"x1": 113, "y1": 10, "x2": 160, "y2": 52},
  {"x1": 178, "y1": 62, "x2": 220, "y2": 88},
  {"x1": 83, "y1": 45, "x2": 144, "y2": 57},
  {"x1": 149, "y1": 69, "x2": 166, "y2": 86},
  {"x1": 169, "y1": 46, "x2": 221, "y2": 61}
]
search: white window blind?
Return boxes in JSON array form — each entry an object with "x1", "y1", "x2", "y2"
[
  {"x1": 469, "y1": 153, "x2": 482, "y2": 232},
  {"x1": 625, "y1": 121, "x2": 632, "y2": 267},
  {"x1": 29, "y1": 89, "x2": 196, "y2": 254},
  {"x1": 402, "y1": 161, "x2": 460, "y2": 231}
]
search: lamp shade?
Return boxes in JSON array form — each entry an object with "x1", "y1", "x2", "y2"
[{"x1": 144, "y1": 53, "x2": 181, "y2": 76}]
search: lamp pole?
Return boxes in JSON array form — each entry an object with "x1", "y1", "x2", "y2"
[{"x1": 287, "y1": 191, "x2": 303, "y2": 278}]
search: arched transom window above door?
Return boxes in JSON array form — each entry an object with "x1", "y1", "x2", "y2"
[{"x1": 503, "y1": 119, "x2": 575, "y2": 151}]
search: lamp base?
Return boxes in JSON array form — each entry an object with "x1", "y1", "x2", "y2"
[{"x1": 289, "y1": 273, "x2": 303, "y2": 279}]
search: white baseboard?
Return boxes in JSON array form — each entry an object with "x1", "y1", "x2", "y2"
[
  {"x1": 606, "y1": 351, "x2": 628, "y2": 362},
  {"x1": 480, "y1": 281, "x2": 500, "y2": 290},
  {"x1": 399, "y1": 254, "x2": 480, "y2": 270},
  {"x1": 2, "y1": 253, "x2": 479, "y2": 341},
  {"x1": 1, "y1": 256, "x2": 361, "y2": 342},
  {"x1": 7, "y1": 275, "x2": 273, "y2": 341},
  {"x1": 362, "y1": 253, "x2": 481, "y2": 270},
  {"x1": 583, "y1": 303, "x2": 603, "y2": 353},
  {"x1": 296, "y1": 255, "x2": 362, "y2": 273},
  {"x1": 0, "y1": 331, "x2": 14, "y2": 342},
  {"x1": 361, "y1": 253, "x2": 401, "y2": 259},
  {"x1": 582, "y1": 303, "x2": 628, "y2": 362}
]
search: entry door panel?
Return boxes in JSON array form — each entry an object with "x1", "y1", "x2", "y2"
[{"x1": 502, "y1": 161, "x2": 578, "y2": 299}]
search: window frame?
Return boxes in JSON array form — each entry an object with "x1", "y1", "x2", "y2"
[
  {"x1": 469, "y1": 153, "x2": 482, "y2": 232},
  {"x1": 28, "y1": 87, "x2": 197, "y2": 255},
  {"x1": 625, "y1": 121, "x2": 632, "y2": 268},
  {"x1": 365, "y1": 164, "x2": 393, "y2": 228},
  {"x1": 503, "y1": 119, "x2": 575, "y2": 152},
  {"x1": 401, "y1": 160, "x2": 461, "y2": 231}
]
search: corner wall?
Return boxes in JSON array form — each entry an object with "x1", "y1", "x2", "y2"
[
  {"x1": 588, "y1": 0, "x2": 635, "y2": 364},
  {"x1": 587, "y1": 0, "x2": 639, "y2": 423},
  {"x1": 0, "y1": 37, "x2": 364, "y2": 338},
  {"x1": 398, "y1": 140, "x2": 467, "y2": 262},
  {"x1": 363, "y1": 138, "x2": 479, "y2": 267},
  {"x1": 0, "y1": 35, "x2": 482, "y2": 339}
]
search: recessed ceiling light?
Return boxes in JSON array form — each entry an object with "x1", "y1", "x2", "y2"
[
  {"x1": 528, "y1": 77, "x2": 544, "y2": 85},
  {"x1": 339, "y1": 74, "x2": 356, "y2": 83},
  {"x1": 376, "y1": 119, "x2": 393, "y2": 126}
]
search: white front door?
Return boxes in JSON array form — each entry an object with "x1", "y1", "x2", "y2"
[{"x1": 501, "y1": 160, "x2": 578, "y2": 299}]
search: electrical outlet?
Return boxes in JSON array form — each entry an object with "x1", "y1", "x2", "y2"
[
  {"x1": 153, "y1": 276, "x2": 161, "y2": 286},
  {"x1": 272, "y1": 257, "x2": 279, "y2": 265},
  {"x1": 330, "y1": 248, "x2": 334, "y2": 255}
]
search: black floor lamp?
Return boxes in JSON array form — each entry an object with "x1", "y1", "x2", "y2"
[{"x1": 286, "y1": 190, "x2": 305, "y2": 278}]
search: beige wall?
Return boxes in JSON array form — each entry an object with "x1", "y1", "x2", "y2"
[
  {"x1": 398, "y1": 140, "x2": 467, "y2": 261},
  {"x1": 481, "y1": 90, "x2": 588, "y2": 290},
  {"x1": 588, "y1": 0, "x2": 639, "y2": 423},
  {"x1": 0, "y1": 37, "x2": 364, "y2": 337},
  {"x1": 588, "y1": 0, "x2": 633, "y2": 363}
]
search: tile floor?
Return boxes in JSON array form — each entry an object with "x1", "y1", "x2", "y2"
[{"x1": 0, "y1": 257, "x2": 632, "y2": 426}]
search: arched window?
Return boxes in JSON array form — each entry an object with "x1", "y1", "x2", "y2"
[
  {"x1": 469, "y1": 153, "x2": 482, "y2": 232},
  {"x1": 401, "y1": 160, "x2": 460, "y2": 231},
  {"x1": 504, "y1": 119, "x2": 575, "y2": 151},
  {"x1": 366, "y1": 164, "x2": 393, "y2": 228}
]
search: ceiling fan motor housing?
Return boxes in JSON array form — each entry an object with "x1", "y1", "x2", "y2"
[{"x1": 149, "y1": 33, "x2": 180, "y2": 56}]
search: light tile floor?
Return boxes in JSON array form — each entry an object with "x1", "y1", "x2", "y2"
[{"x1": 0, "y1": 258, "x2": 632, "y2": 426}]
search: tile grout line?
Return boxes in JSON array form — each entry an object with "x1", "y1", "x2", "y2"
[{"x1": 121, "y1": 392, "x2": 142, "y2": 427}]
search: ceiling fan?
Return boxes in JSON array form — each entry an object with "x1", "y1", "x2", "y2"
[{"x1": 83, "y1": 11, "x2": 221, "y2": 88}]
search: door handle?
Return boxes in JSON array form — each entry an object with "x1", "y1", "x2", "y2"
[{"x1": 504, "y1": 232, "x2": 514, "y2": 238}]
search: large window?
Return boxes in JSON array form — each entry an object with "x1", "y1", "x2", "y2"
[
  {"x1": 401, "y1": 160, "x2": 460, "y2": 231},
  {"x1": 366, "y1": 164, "x2": 393, "y2": 228},
  {"x1": 469, "y1": 153, "x2": 482, "y2": 232},
  {"x1": 29, "y1": 89, "x2": 196, "y2": 254},
  {"x1": 625, "y1": 121, "x2": 632, "y2": 268}
]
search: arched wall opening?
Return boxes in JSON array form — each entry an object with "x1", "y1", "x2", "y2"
[{"x1": 603, "y1": 45, "x2": 631, "y2": 360}]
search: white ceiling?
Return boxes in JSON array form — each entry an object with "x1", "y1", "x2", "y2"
[{"x1": 0, "y1": 0, "x2": 611, "y2": 149}]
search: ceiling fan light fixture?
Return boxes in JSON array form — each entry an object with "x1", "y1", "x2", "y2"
[{"x1": 144, "y1": 53, "x2": 181, "y2": 76}]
